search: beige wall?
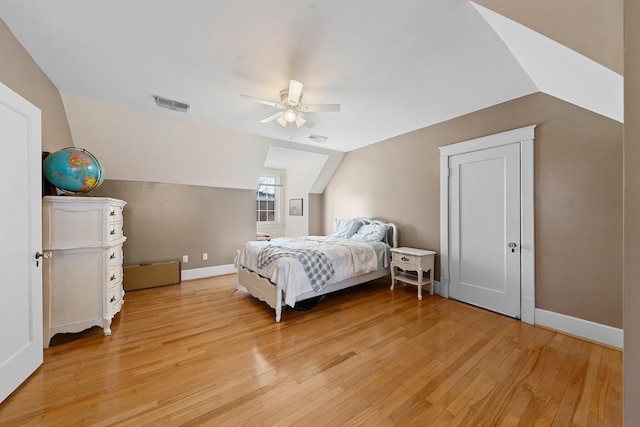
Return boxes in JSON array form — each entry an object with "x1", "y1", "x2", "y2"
[
  {"x1": 89, "y1": 180, "x2": 256, "y2": 269},
  {"x1": 0, "y1": 15, "x2": 258, "y2": 273},
  {"x1": 323, "y1": 92, "x2": 623, "y2": 328},
  {"x1": 283, "y1": 155, "x2": 327, "y2": 238},
  {"x1": 624, "y1": 0, "x2": 640, "y2": 422},
  {"x1": 0, "y1": 18, "x2": 73, "y2": 151},
  {"x1": 308, "y1": 193, "x2": 323, "y2": 236},
  {"x1": 474, "y1": 0, "x2": 623, "y2": 75}
]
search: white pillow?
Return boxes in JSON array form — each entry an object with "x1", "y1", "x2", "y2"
[
  {"x1": 350, "y1": 223, "x2": 387, "y2": 242},
  {"x1": 331, "y1": 218, "x2": 362, "y2": 238}
]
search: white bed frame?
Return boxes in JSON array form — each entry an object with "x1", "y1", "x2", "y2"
[{"x1": 236, "y1": 219, "x2": 398, "y2": 322}]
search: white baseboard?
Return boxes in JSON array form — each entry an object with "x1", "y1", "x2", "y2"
[
  {"x1": 434, "y1": 280, "x2": 442, "y2": 295},
  {"x1": 181, "y1": 264, "x2": 236, "y2": 281},
  {"x1": 521, "y1": 296, "x2": 535, "y2": 325},
  {"x1": 534, "y1": 308, "x2": 623, "y2": 349}
]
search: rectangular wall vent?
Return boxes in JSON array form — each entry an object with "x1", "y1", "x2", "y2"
[{"x1": 154, "y1": 96, "x2": 190, "y2": 112}]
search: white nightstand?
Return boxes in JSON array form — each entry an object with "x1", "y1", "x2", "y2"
[{"x1": 390, "y1": 247, "x2": 436, "y2": 300}]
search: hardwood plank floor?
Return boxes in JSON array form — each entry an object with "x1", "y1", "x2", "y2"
[{"x1": 0, "y1": 275, "x2": 622, "y2": 426}]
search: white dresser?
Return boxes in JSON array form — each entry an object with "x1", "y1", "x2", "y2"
[{"x1": 42, "y1": 196, "x2": 127, "y2": 348}]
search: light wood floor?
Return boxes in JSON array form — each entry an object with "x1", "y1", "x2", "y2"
[{"x1": 0, "y1": 275, "x2": 622, "y2": 426}]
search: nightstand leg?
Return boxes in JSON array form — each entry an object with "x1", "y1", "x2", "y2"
[
  {"x1": 417, "y1": 268, "x2": 423, "y2": 300},
  {"x1": 390, "y1": 263, "x2": 396, "y2": 290},
  {"x1": 427, "y1": 256, "x2": 435, "y2": 295}
]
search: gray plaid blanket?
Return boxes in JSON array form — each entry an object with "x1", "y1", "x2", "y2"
[{"x1": 257, "y1": 245, "x2": 335, "y2": 291}]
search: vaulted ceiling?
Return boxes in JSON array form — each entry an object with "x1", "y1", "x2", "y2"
[
  {"x1": 0, "y1": 0, "x2": 623, "y2": 195},
  {"x1": 0, "y1": 0, "x2": 622, "y2": 154}
]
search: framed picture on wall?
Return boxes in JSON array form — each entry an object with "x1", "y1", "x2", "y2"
[{"x1": 289, "y1": 198, "x2": 303, "y2": 216}]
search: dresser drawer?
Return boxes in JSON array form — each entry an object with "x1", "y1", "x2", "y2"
[
  {"x1": 43, "y1": 197, "x2": 127, "y2": 249},
  {"x1": 107, "y1": 245, "x2": 123, "y2": 267},
  {"x1": 108, "y1": 205, "x2": 124, "y2": 224},
  {"x1": 108, "y1": 223, "x2": 124, "y2": 242},
  {"x1": 106, "y1": 265, "x2": 123, "y2": 285},
  {"x1": 105, "y1": 281, "x2": 124, "y2": 316}
]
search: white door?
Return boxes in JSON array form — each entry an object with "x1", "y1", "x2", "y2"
[
  {"x1": 0, "y1": 82, "x2": 43, "y2": 403},
  {"x1": 449, "y1": 143, "x2": 521, "y2": 318}
]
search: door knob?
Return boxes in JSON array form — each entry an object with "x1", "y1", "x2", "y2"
[
  {"x1": 508, "y1": 242, "x2": 517, "y2": 253},
  {"x1": 35, "y1": 251, "x2": 52, "y2": 266}
]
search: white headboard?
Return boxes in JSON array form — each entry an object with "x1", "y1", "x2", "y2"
[{"x1": 352, "y1": 217, "x2": 398, "y2": 248}]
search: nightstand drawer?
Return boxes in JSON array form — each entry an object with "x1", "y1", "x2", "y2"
[{"x1": 392, "y1": 252, "x2": 421, "y2": 267}]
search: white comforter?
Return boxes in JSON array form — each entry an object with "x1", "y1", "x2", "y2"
[{"x1": 237, "y1": 236, "x2": 384, "y2": 307}]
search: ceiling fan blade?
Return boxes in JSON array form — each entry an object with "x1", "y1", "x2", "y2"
[
  {"x1": 302, "y1": 115, "x2": 316, "y2": 128},
  {"x1": 240, "y1": 94, "x2": 283, "y2": 109},
  {"x1": 300, "y1": 104, "x2": 341, "y2": 112},
  {"x1": 294, "y1": 113, "x2": 306, "y2": 128},
  {"x1": 260, "y1": 111, "x2": 283, "y2": 123},
  {"x1": 288, "y1": 80, "x2": 303, "y2": 106}
]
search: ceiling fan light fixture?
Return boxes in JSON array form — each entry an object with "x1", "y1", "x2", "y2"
[{"x1": 284, "y1": 108, "x2": 297, "y2": 123}]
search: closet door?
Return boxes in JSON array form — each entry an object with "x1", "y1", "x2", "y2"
[{"x1": 448, "y1": 143, "x2": 521, "y2": 318}]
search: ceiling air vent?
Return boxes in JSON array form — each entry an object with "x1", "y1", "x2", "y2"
[
  {"x1": 154, "y1": 96, "x2": 190, "y2": 113},
  {"x1": 308, "y1": 134, "x2": 328, "y2": 143}
]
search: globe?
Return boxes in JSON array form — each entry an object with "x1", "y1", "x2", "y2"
[{"x1": 43, "y1": 147, "x2": 105, "y2": 194}]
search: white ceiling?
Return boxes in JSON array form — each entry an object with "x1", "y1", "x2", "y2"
[{"x1": 0, "y1": 0, "x2": 622, "y2": 153}]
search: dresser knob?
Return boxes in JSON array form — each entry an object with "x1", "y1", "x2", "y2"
[
  {"x1": 110, "y1": 253, "x2": 116, "y2": 259},
  {"x1": 110, "y1": 274, "x2": 116, "y2": 281},
  {"x1": 110, "y1": 296, "x2": 116, "y2": 303},
  {"x1": 110, "y1": 229, "x2": 116, "y2": 235},
  {"x1": 110, "y1": 210, "x2": 116, "y2": 216},
  {"x1": 401, "y1": 256, "x2": 409, "y2": 262}
]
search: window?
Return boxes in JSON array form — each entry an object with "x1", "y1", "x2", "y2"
[
  {"x1": 257, "y1": 170, "x2": 283, "y2": 223},
  {"x1": 257, "y1": 176, "x2": 276, "y2": 222}
]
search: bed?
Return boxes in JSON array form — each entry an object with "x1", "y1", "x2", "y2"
[{"x1": 235, "y1": 218, "x2": 398, "y2": 322}]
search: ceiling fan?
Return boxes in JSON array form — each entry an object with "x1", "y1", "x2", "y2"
[{"x1": 241, "y1": 80, "x2": 340, "y2": 128}]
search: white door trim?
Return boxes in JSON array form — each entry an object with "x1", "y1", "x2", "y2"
[{"x1": 439, "y1": 125, "x2": 536, "y2": 324}]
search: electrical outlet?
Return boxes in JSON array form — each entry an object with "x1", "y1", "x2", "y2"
[
  {"x1": 202, "y1": 253, "x2": 208, "y2": 261},
  {"x1": 182, "y1": 255, "x2": 188, "y2": 263}
]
